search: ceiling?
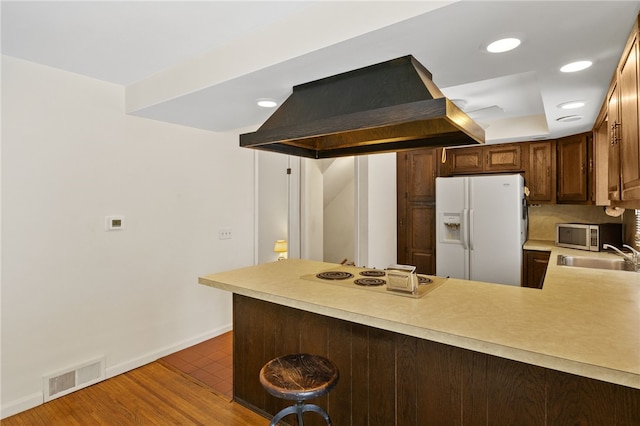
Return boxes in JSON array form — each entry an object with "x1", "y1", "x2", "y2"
[{"x1": 3, "y1": 1, "x2": 640, "y2": 145}]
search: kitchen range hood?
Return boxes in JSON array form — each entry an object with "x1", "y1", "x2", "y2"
[{"x1": 240, "y1": 55, "x2": 484, "y2": 159}]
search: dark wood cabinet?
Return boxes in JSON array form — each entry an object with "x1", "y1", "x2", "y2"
[
  {"x1": 593, "y1": 107, "x2": 613, "y2": 206},
  {"x1": 233, "y1": 294, "x2": 640, "y2": 425},
  {"x1": 449, "y1": 143, "x2": 523, "y2": 175},
  {"x1": 449, "y1": 146, "x2": 484, "y2": 173},
  {"x1": 557, "y1": 133, "x2": 592, "y2": 203},
  {"x1": 397, "y1": 148, "x2": 439, "y2": 274},
  {"x1": 608, "y1": 81, "x2": 622, "y2": 201},
  {"x1": 599, "y1": 13, "x2": 640, "y2": 208},
  {"x1": 618, "y1": 27, "x2": 640, "y2": 202},
  {"x1": 522, "y1": 250, "x2": 551, "y2": 289},
  {"x1": 485, "y1": 143, "x2": 522, "y2": 171},
  {"x1": 443, "y1": 137, "x2": 600, "y2": 206},
  {"x1": 527, "y1": 140, "x2": 556, "y2": 203}
]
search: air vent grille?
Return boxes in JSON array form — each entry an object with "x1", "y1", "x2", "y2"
[{"x1": 43, "y1": 357, "x2": 106, "y2": 402}]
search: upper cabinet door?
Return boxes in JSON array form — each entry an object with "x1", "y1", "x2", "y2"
[
  {"x1": 557, "y1": 134, "x2": 589, "y2": 202},
  {"x1": 485, "y1": 144, "x2": 522, "y2": 172},
  {"x1": 449, "y1": 144, "x2": 523, "y2": 175},
  {"x1": 527, "y1": 141, "x2": 556, "y2": 203},
  {"x1": 607, "y1": 81, "x2": 621, "y2": 201},
  {"x1": 450, "y1": 146, "x2": 484, "y2": 174},
  {"x1": 619, "y1": 35, "x2": 640, "y2": 201}
]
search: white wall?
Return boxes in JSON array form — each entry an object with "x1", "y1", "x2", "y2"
[
  {"x1": 1, "y1": 56, "x2": 255, "y2": 417},
  {"x1": 301, "y1": 159, "x2": 323, "y2": 261},
  {"x1": 324, "y1": 178, "x2": 355, "y2": 264},
  {"x1": 297, "y1": 154, "x2": 396, "y2": 268},
  {"x1": 323, "y1": 158, "x2": 355, "y2": 264},
  {"x1": 365, "y1": 153, "x2": 397, "y2": 268},
  {"x1": 257, "y1": 151, "x2": 289, "y2": 263},
  {"x1": 355, "y1": 153, "x2": 397, "y2": 269}
]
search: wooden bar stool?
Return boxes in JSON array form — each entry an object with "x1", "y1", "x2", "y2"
[{"x1": 259, "y1": 353, "x2": 339, "y2": 426}]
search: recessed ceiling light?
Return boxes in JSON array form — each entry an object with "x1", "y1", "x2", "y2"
[
  {"x1": 257, "y1": 98, "x2": 278, "y2": 108},
  {"x1": 556, "y1": 115, "x2": 583, "y2": 122},
  {"x1": 486, "y1": 38, "x2": 521, "y2": 53},
  {"x1": 558, "y1": 101, "x2": 585, "y2": 109},
  {"x1": 560, "y1": 61, "x2": 592, "y2": 73}
]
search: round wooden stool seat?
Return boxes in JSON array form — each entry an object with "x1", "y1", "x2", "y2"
[{"x1": 260, "y1": 354, "x2": 339, "y2": 426}]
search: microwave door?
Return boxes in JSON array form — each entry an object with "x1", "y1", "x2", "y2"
[{"x1": 557, "y1": 225, "x2": 589, "y2": 250}]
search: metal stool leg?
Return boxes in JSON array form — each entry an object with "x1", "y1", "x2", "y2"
[
  {"x1": 301, "y1": 403, "x2": 332, "y2": 425},
  {"x1": 296, "y1": 401, "x2": 305, "y2": 425},
  {"x1": 269, "y1": 404, "x2": 299, "y2": 426},
  {"x1": 269, "y1": 401, "x2": 332, "y2": 426}
]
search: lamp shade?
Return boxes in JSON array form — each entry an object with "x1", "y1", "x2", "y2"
[{"x1": 274, "y1": 240, "x2": 288, "y2": 253}]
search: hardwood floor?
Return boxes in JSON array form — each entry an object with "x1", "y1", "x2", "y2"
[
  {"x1": 2, "y1": 358, "x2": 267, "y2": 425},
  {"x1": 3, "y1": 332, "x2": 277, "y2": 425}
]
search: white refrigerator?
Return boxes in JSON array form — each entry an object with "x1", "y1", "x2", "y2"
[{"x1": 435, "y1": 174, "x2": 527, "y2": 286}]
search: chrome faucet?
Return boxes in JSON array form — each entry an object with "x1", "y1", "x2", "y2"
[
  {"x1": 603, "y1": 244, "x2": 640, "y2": 272},
  {"x1": 623, "y1": 244, "x2": 640, "y2": 258}
]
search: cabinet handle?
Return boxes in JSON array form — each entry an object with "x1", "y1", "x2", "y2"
[
  {"x1": 611, "y1": 123, "x2": 616, "y2": 145},
  {"x1": 611, "y1": 122, "x2": 621, "y2": 145},
  {"x1": 616, "y1": 122, "x2": 621, "y2": 144}
]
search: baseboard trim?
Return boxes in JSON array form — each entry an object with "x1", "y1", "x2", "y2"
[
  {"x1": 1, "y1": 392, "x2": 43, "y2": 420},
  {"x1": 106, "y1": 324, "x2": 232, "y2": 378},
  {"x1": 1, "y1": 324, "x2": 232, "y2": 419}
]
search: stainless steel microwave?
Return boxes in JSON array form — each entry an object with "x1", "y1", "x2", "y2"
[{"x1": 555, "y1": 223, "x2": 623, "y2": 252}]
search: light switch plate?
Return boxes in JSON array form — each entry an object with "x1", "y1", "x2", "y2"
[{"x1": 219, "y1": 228, "x2": 232, "y2": 239}]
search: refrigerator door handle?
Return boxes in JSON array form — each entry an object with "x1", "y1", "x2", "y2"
[
  {"x1": 469, "y1": 208, "x2": 474, "y2": 251},
  {"x1": 462, "y1": 208, "x2": 469, "y2": 249}
]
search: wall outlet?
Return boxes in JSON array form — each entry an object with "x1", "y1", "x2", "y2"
[
  {"x1": 105, "y1": 216, "x2": 125, "y2": 231},
  {"x1": 219, "y1": 228, "x2": 232, "y2": 240}
]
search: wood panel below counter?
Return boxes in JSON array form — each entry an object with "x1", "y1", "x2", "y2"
[{"x1": 233, "y1": 294, "x2": 639, "y2": 426}]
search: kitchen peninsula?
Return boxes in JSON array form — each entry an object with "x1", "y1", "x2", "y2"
[{"x1": 199, "y1": 248, "x2": 639, "y2": 424}]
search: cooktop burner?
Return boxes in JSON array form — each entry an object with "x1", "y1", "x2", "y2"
[
  {"x1": 359, "y1": 270, "x2": 385, "y2": 277},
  {"x1": 418, "y1": 276, "x2": 432, "y2": 284},
  {"x1": 303, "y1": 266, "x2": 447, "y2": 299},
  {"x1": 354, "y1": 278, "x2": 386, "y2": 286},
  {"x1": 316, "y1": 271, "x2": 354, "y2": 280}
]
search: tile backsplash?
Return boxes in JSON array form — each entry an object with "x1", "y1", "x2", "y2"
[{"x1": 527, "y1": 204, "x2": 623, "y2": 241}]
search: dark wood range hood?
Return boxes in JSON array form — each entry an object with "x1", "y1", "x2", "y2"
[{"x1": 240, "y1": 55, "x2": 485, "y2": 159}]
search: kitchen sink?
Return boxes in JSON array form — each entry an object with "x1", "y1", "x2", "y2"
[{"x1": 556, "y1": 254, "x2": 635, "y2": 272}]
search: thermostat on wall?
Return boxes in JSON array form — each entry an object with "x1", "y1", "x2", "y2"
[{"x1": 105, "y1": 215, "x2": 125, "y2": 231}]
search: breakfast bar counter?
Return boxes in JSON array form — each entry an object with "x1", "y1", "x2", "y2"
[{"x1": 199, "y1": 249, "x2": 639, "y2": 424}]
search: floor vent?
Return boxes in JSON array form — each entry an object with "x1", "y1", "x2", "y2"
[{"x1": 43, "y1": 357, "x2": 106, "y2": 402}]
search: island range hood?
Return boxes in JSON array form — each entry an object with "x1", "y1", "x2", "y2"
[{"x1": 240, "y1": 55, "x2": 484, "y2": 159}]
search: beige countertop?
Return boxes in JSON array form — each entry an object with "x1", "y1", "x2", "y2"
[
  {"x1": 199, "y1": 245, "x2": 640, "y2": 389},
  {"x1": 523, "y1": 239, "x2": 556, "y2": 251}
]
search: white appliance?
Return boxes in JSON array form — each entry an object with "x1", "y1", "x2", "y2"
[{"x1": 436, "y1": 174, "x2": 527, "y2": 286}]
